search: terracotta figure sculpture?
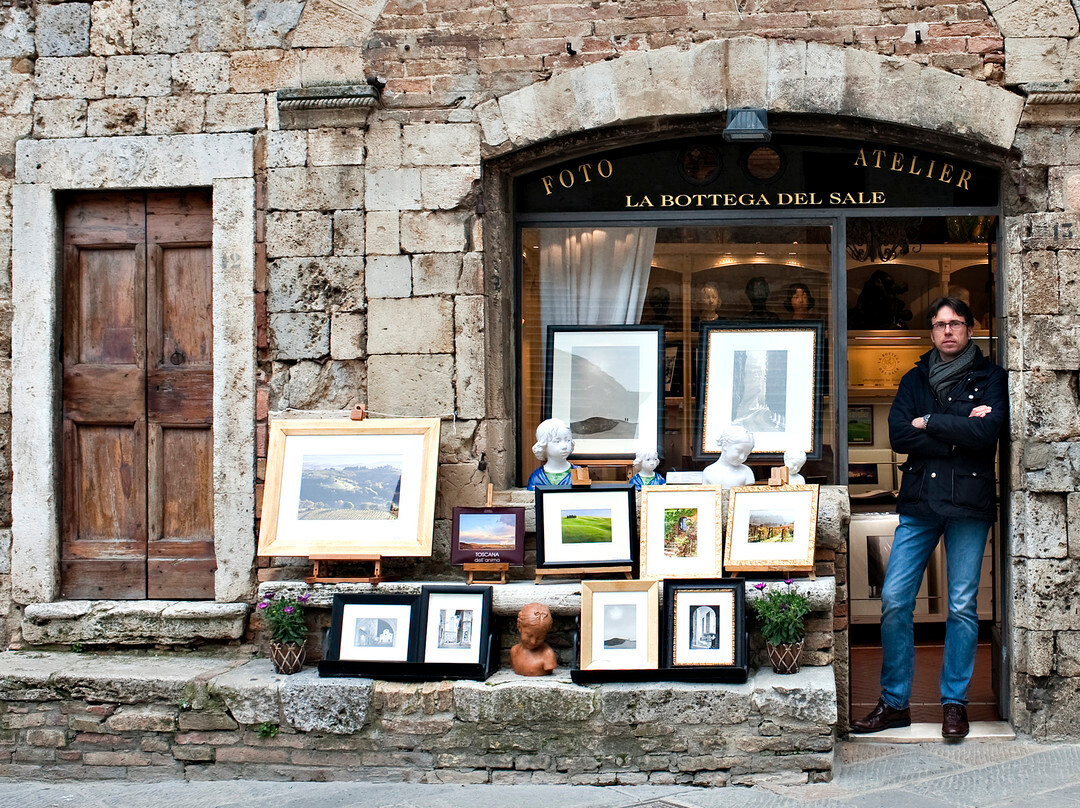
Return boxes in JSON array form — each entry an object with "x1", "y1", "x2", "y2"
[{"x1": 511, "y1": 602, "x2": 558, "y2": 676}]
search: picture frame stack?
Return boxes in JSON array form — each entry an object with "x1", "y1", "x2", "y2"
[{"x1": 318, "y1": 586, "x2": 498, "y2": 681}]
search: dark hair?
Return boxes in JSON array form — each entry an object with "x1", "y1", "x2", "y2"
[
  {"x1": 784, "y1": 282, "x2": 815, "y2": 313},
  {"x1": 927, "y1": 296, "x2": 974, "y2": 328}
]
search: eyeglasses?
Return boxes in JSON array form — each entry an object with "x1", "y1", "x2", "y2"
[{"x1": 931, "y1": 320, "x2": 968, "y2": 333}]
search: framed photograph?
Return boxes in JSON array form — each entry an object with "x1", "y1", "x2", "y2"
[
  {"x1": 724, "y1": 484, "x2": 819, "y2": 572},
  {"x1": 848, "y1": 405, "x2": 874, "y2": 445},
  {"x1": 256, "y1": 418, "x2": 441, "y2": 558},
  {"x1": 545, "y1": 325, "x2": 664, "y2": 459},
  {"x1": 419, "y1": 585, "x2": 493, "y2": 666},
  {"x1": 663, "y1": 343, "x2": 682, "y2": 397},
  {"x1": 326, "y1": 593, "x2": 420, "y2": 663},
  {"x1": 849, "y1": 512, "x2": 934, "y2": 623},
  {"x1": 639, "y1": 485, "x2": 724, "y2": 580},
  {"x1": 535, "y1": 484, "x2": 637, "y2": 569},
  {"x1": 696, "y1": 321, "x2": 822, "y2": 459},
  {"x1": 450, "y1": 507, "x2": 526, "y2": 566},
  {"x1": 580, "y1": 579, "x2": 659, "y2": 670},
  {"x1": 663, "y1": 579, "x2": 747, "y2": 668}
]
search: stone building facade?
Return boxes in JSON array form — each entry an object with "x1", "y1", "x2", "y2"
[{"x1": 0, "y1": 0, "x2": 1079, "y2": 754}]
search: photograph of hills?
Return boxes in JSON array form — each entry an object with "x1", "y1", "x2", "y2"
[
  {"x1": 297, "y1": 453, "x2": 403, "y2": 521},
  {"x1": 562, "y1": 345, "x2": 643, "y2": 440}
]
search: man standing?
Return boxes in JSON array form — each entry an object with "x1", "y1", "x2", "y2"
[{"x1": 852, "y1": 297, "x2": 1006, "y2": 739}]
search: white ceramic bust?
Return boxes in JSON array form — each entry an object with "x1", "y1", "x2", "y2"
[
  {"x1": 527, "y1": 418, "x2": 576, "y2": 489},
  {"x1": 702, "y1": 426, "x2": 756, "y2": 488},
  {"x1": 784, "y1": 448, "x2": 807, "y2": 485}
]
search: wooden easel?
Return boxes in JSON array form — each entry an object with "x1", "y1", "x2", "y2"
[
  {"x1": 464, "y1": 484, "x2": 510, "y2": 584},
  {"x1": 303, "y1": 403, "x2": 394, "y2": 585}
]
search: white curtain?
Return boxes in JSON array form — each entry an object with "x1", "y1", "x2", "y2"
[{"x1": 538, "y1": 227, "x2": 658, "y2": 329}]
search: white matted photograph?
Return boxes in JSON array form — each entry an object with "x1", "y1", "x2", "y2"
[
  {"x1": 339, "y1": 602, "x2": 415, "y2": 662},
  {"x1": 639, "y1": 485, "x2": 724, "y2": 580},
  {"x1": 421, "y1": 587, "x2": 492, "y2": 665},
  {"x1": 546, "y1": 326, "x2": 664, "y2": 458},
  {"x1": 581, "y1": 580, "x2": 659, "y2": 670},
  {"x1": 672, "y1": 589, "x2": 736, "y2": 666},
  {"x1": 535, "y1": 485, "x2": 636, "y2": 568},
  {"x1": 724, "y1": 485, "x2": 819, "y2": 572},
  {"x1": 698, "y1": 323, "x2": 821, "y2": 457}
]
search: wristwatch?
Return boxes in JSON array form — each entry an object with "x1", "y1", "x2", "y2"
[{"x1": 922, "y1": 413, "x2": 933, "y2": 429}]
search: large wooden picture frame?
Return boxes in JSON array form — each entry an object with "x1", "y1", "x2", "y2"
[
  {"x1": 696, "y1": 321, "x2": 822, "y2": 459},
  {"x1": 580, "y1": 579, "x2": 659, "y2": 671},
  {"x1": 257, "y1": 418, "x2": 441, "y2": 558},
  {"x1": 724, "y1": 484, "x2": 819, "y2": 572},
  {"x1": 639, "y1": 485, "x2": 725, "y2": 580},
  {"x1": 544, "y1": 325, "x2": 664, "y2": 459}
]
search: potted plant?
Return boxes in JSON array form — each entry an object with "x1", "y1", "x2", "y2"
[
  {"x1": 258, "y1": 589, "x2": 310, "y2": 674},
  {"x1": 750, "y1": 579, "x2": 811, "y2": 674}
]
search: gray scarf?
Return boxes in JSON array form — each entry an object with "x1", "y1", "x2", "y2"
[{"x1": 928, "y1": 341, "x2": 980, "y2": 405}]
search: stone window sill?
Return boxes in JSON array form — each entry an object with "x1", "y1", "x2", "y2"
[{"x1": 21, "y1": 601, "x2": 249, "y2": 645}]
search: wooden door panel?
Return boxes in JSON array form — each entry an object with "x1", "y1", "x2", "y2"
[
  {"x1": 158, "y1": 245, "x2": 213, "y2": 367},
  {"x1": 62, "y1": 559, "x2": 146, "y2": 600},
  {"x1": 63, "y1": 191, "x2": 145, "y2": 243},
  {"x1": 147, "y1": 370, "x2": 213, "y2": 424},
  {"x1": 75, "y1": 247, "x2": 140, "y2": 365},
  {"x1": 62, "y1": 368, "x2": 144, "y2": 423}
]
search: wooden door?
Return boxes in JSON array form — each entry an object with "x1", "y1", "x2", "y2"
[{"x1": 61, "y1": 191, "x2": 214, "y2": 600}]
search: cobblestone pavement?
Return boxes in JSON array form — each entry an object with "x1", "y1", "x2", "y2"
[{"x1": 3, "y1": 741, "x2": 1080, "y2": 808}]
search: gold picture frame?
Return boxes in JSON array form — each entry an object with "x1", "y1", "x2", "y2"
[
  {"x1": 723, "y1": 484, "x2": 819, "y2": 572},
  {"x1": 639, "y1": 485, "x2": 725, "y2": 581},
  {"x1": 257, "y1": 418, "x2": 441, "y2": 558},
  {"x1": 580, "y1": 579, "x2": 659, "y2": 671}
]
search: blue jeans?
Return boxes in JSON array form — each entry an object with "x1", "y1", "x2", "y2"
[{"x1": 879, "y1": 513, "x2": 992, "y2": 708}]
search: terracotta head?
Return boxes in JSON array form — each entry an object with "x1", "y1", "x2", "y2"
[{"x1": 517, "y1": 602, "x2": 553, "y2": 649}]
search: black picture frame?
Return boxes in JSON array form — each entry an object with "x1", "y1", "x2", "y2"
[
  {"x1": 695, "y1": 320, "x2": 824, "y2": 462},
  {"x1": 543, "y1": 324, "x2": 665, "y2": 460},
  {"x1": 661, "y1": 578, "x2": 747, "y2": 670},
  {"x1": 418, "y1": 584, "x2": 494, "y2": 667},
  {"x1": 847, "y1": 404, "x2": 874, "y2": 445},
  {"x1": 534, "y1": 484, "x2": 638, "y2": 571},
  {"x1": 325, "y1": 593, "x2": 421, "y2": 664},
  {"x1": 450, "y1": 506, "x2": 526, "y2": 566}
]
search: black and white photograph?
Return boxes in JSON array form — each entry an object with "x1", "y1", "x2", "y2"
[
  {"x1": 603, "y1": 603, "x2": 638, "y2": 650},
  {"x1": 326, "y1": 594, "x2": 419, "y2": 664},
  {"x1": 730, "y1": 349, "x2": 788, "y2": 433},
  {"x1": 546, "y1": 326, "x2": 664, "y2": 459},
  {"x1": 665, "y1": 580, "x2": 746, "y2": 669},
  {"x1": 581, "y1": 580, "x2": 659, "y2": 670},
  {"x1": 689, "y1": 604, "x2": 720, "y2": 649},
  {"x1": 353, "y1": 617, "x2": 397, "y2": 648},
  {"x1": 437, "y1": 608, "x2": 474, "y2": 649},
  {"x1": 421, "y1": 587, "x2": 493, "y2": 666}
]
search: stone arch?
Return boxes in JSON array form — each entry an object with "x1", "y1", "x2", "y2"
[{"x1": 477, "y1": 37, "x2": 1026, "y2": 155}]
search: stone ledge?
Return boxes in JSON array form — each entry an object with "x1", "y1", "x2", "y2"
[{"x1": 21, "y1": 601, "x2": 250, "y2": 645}]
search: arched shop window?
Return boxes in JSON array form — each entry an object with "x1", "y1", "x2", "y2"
[{"x1": 515, "y1": 135, "x2": 1000, "y2": 487}]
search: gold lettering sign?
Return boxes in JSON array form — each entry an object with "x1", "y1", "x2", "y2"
[
  {"x1": 540, "y1": 159, "x2": 614, "y2": 195},
  {"x1": 853, "y1": 148, "x2": 971, "y2": 190},
  {"x1": 623, "y1": 191, "x2": 885, "y2": 208}
]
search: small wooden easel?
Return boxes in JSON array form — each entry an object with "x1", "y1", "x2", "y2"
[
  {"x1": 534, "y1": 469, "x2": 634, "y2": 584},
  {"x1": 464, "y1": 484, "x2": 510, "y2": 585},
  {"x1": 303, "y1": 403, "x2": 393, "y2": 585}
]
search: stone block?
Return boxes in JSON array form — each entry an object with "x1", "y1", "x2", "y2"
[
  {"x1": 282, "y1": 359, "x2": 365, "y2": 410},
  {"x1": 26, "y1": 728, "x2": 67, "y2": 749},
  {"x1": 267, "y1": 166, "x2": 363, "y2": 212},
  {"x1": 265, "y1": 211, "x2": 332, "y2": 259},
  {"x1": 366, "y1": 210, "x2": 400, "y2": 255},
  {"x1": 106, "y1": 706, "x2": 177, "y2": 733},
  {"x1": 1005, "y1": 37, "x2": 1067, "y2": 84},
  {"x1": 298, "y1": 47, "x2": 370, "y2": 86},
  {"x1": 1015, "y1": 628, "x2": 1055, "y2": 676},
  {"x1": 207, "y1": 659, "x2": 282, "y2": 725},
  {"x1": 364, "y1": 120, "x2": 403, "y2": 168},
  {"x1": 172, "y1": 52, "x2": 230, "y2": 94},
  {"x1": 264, "y1": 130, "x2": 306, "y2": 168},
  {"x1": 145, "y1": 96, "x2": 205, "y2": 135},
  {"x1": 454, "y1": 678, "x2": 597, "y2": 723},
  {"x1": 87, "y1": 98, "x2": 146, "y2": 136},
  {"x1": 367, "y1": 297, "x2": 453, "y2": 354},
  {"x1": 400, "y1": 211, "x2": 469, "y2": 254},
  {"x1": 368, "y1": 354, "x2": 455, "y2": 417},
  {"x1": 421, "y1": 167, "x2": 479, "y2": 210},
  {"x1": 290, "y1": 0, "x2": 383, "y2": 47},
  {"x1": 34, "y1": 57, "x2": 105, "y2": 100},
  {"x1": 1023, "y1": 315, "x2": 1080, "y2": 370},
  {"x1": 105, "y1": 55, "x2": 171, "y2": 97},
  {"x1": 403, "y1": 124, "x2": 481, "y2": 166},
  {"x1": 90, "y1": 0, "x2": 133, "y2": 55},
  {"x1": 0, "y1": 8, "x2": 35, "y2": 58},
  {"x1": 435, "y1": 463, "x2": 489, "y2": 519},
  {"x1": 366, "y1": 255, "x2": 412, "y2": 299},
  {"x1": 309, "y1": 128, "x2": 365, "y2": 166},
  {"x1": 1023, "y1": 249, "x2": 1060, "y2": 313},
  {"x1": 601, "y1": 681, "x2": 752, "y2": 726},
  {"x1": 197, "y1": 0, "x2": 244, "y2": 51},
  {"x1": 0, "y1": 529, "x2": 10, "y2": 575},
  {"x1": 330, "y1": 313, "x2": 365, "y2": 360},
  {"x1": 994, "y1": 0, "x2": 1079, "y2": 37},
  {"x1": 333, "y1": 211, "x2": 365, "y2": 256},
  {"x1": 1022, "y1": 369, "x2": 1080, "y2": 442},
  {"x1": 1013, "y1": 558, "x2": 1080, "y2": 630},
  {"x1": 244, "y1": 0, "x2": 305, "y2": 49},
  {"x1": 37, "y1": 3, "x2": 91, "y2": 57},
  {"x1": 204, "y1": 93, "x2": 265, "y2": 133},
  {"x1": 412, "y1": 254, "x2": 464, "y2": 297},
  {"x1": 0, "y1": 69, "x2": 32, "y2": 117},
  {"x1": 1057, "y1": 631, "x2": 1080, "y2": 676},
  {"x1": 33, "y1": 100, "x2": 87, "y2": 139},
  {"x1": 365, "y1": 169, "x2": 422, "y2": 211},
  {"x1": 1066, "y1": 493, "x2": 1080, "y2": 558},
  {"x1": 230, "y1": 49, "x2": 301, "y2": 93},
  {"x1": 269, "y1": 312, "x2": 329, "y2": 360},
  {"x1": 476, "y1": 98, "x2": 508, "y2": 150},
  {"x1": 131, "y1": 0, "x2": 196, "y2": 54},
  {"x1": 455, "y1": 295, "x2": 486, "y2": 420},
  {"x1": 280, "y1": 670, "x2": 372, "y2": 734},
  {"x1": 1012, "y1": 492, "x2": 1068, "y2": 559}
]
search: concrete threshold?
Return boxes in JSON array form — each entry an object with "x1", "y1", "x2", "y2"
[{"x1": 847, "y1": 720, "x2": 1015, "y2": 743}]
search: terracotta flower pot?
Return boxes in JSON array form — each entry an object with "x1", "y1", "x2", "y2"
[
  {"x1": 269, "y1": 641, "x2": 306, "y2": 674},
  {"x1": 767, "y1": 640, "x2": 803, "y2": 674}
]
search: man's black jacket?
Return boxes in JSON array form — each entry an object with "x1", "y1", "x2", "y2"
[{"x1": 888, "y1": 348, "x2": 1007, "y2": 522}]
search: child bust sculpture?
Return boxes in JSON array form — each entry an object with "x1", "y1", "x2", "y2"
[
  {"x1": 702, "y1": 426, "x2": 756, "y2": 488},
  {"x1": 511, "y1": 602, "x2": 558, "y2": 676},
  {"x1": 784, "y1": 448, "x2": 807, "y2": 485},
  {"x1": 527, "y1": 418, "x2": 579, "y2": 490},
  {"x1": 629, "y1": 446, "x2": 666, "y2": 489}
]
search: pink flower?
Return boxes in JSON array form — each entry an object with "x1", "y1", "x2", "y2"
[
  {"x1": 754, "y1": 582, "x2": 767, "y2": 591},
  {"x1": 283, "y1": 606, "x2": 294, "y2": 614},
  {"x1": 784, "y1": 578, "x2": 794, "y2": 585},
  {"x1": 257, "y1": 601, "x2": 269, "y2": 609}
]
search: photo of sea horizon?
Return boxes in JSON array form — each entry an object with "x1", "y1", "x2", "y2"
[
  {"x1": 297, "y1": 453, "x2": 403, "y2": 521},
  {"x1": 457, "y1": 512, "x2": 517, "y2": 551}
]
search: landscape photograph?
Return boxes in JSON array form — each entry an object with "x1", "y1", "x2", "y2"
[
  {"x1": 562, "y1": 345, "x2": 642, "y2": 440},
  {"x1": 457, "y1": 512, "x2": 517, "y2": 551},
  {"x1": 560, "y1": 508, "x2": 614, "y2": 544},
  {"x1": 663, "y1": 507, "x2": 698, "y2": 558},
  {"x1": 603, "y1": 603, "x2": 637, "y2": 650},
  {"x1": 746, "y1": 508, "x2": 797, "y2": 543},
  {"x1": 296, "y1": 453, "x2": 403, "y2": 521}
]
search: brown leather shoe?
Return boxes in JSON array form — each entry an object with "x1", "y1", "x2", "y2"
[
  {"x1": 851, "y1": 698, "x2": 911, "y2": 733},
  {"x1": 942, "y1": 703, "x2": 969, "y2": 739}
]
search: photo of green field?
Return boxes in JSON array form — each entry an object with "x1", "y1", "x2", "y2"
[
  {"x1": 560, "y1": 508, "x2": 613, "y2": 544},
  {"x1": 663, "y1": 507, "x2": 698, "y2": 558}
]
